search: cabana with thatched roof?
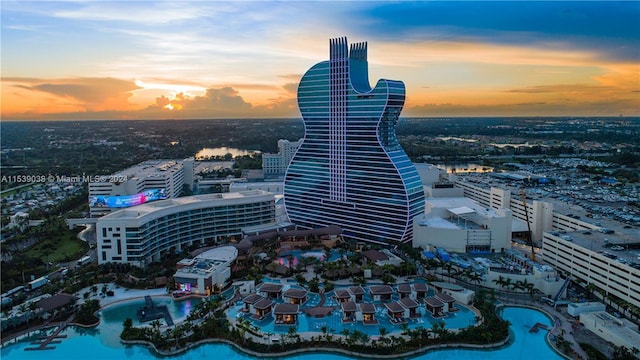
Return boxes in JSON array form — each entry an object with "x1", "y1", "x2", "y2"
[
  {"x1": 369, "y1": 285, "x2": 393, "y2": 301},
  {"x1": 259, "y1": 283, "x2": 283, "y2": 299},
  {"x1": 412, "y1": 282, "x2": 429, "y2": 299},
  {"x1": 399, "y1": 297, "x2": 420, "y2": 318},
  {"x1": 252, "y1": 298, "x2": 274, "y2": 320},
  {"x1": 341, "y1": 301, "x2": 357, "y2": 322},
  {"x1": 359, "y1": 303, "x2": 378, "y2": 325},
  {"x1": 384, "y1": 302, "x2": 405, "y2": 323},
  {"x1": 243, "y1": 293, "x2": 263, "y2": 312},
  {"x1": 274, "y1": 303, "x2": 299, "y2": 324},
  {"x1": 349, "y1": 286, "x2": 365, "y2": 302},
  {"x1": 334, "y1": 289, "x2": 351, "y2": 303},
  {"x1": 436, "y1": 292, "x2": 457, "y2": 312},
  {"x1": 266, "y1": 263, "x2": 290, "y2": 276},
  {"x1": 36, "y1": 293, "x2": 77, "y2": 313},
  {"x1": 424, "y1": 296, "x2": 445, "y2": 318},
  {"x1": 397, "y1": 284, "x2": 412, "y2": 299},
  {"x1": 283, "y1": 288, "x2": 308, "y2": 305}
]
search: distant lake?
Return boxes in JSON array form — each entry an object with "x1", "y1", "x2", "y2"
[
  {"x1": 195, "y1": 147, "x2": 259, "y2": 160},
  {"x1": 435, "y1": 163, "x2": 494, "y2": 173}
]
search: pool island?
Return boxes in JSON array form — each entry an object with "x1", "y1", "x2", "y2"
[{"x1": 114, "y1": 286, "x2": 512, "y2": 358}]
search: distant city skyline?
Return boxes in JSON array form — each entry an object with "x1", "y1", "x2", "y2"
[{"x1": 1, "y1": 1, "x2": 639, "y2": 120}]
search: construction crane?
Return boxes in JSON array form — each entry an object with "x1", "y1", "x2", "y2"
[{"x1": 521, "y1": 185, "x2": 535, "y2": 261}]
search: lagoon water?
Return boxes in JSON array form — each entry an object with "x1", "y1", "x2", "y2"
[{"x1": 1, "y1": 306, "x2": 562, "y2": 360}]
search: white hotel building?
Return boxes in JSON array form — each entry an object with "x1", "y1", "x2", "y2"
[
  {"x1": 89, "y1": 159, "x2": 194, "y2": 217},
  {"x1": 261, "y1": 139, "x2": 302, "y2": 179},
  {"x1": 453, "y1": 178, "x2": 640, "y2": 309},
  {"x1": 96, "y1": 190, "x2": 275, "y2": 268}
]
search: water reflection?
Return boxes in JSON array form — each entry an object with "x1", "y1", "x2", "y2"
[
  {"x1": 435, "y1": 163, "x2": 494, "y2": 173},
  {"x1": 195, "y1": 147, "x2": 258, "y2": 160}
]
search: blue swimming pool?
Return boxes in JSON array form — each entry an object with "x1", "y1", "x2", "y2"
[{"x1": 1, "y1": 306, "x2": 562, "y2": 360}]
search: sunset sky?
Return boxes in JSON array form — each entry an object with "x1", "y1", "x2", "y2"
[{"x1": 2, "y1": 1, "x2": 639, "y2": 120}]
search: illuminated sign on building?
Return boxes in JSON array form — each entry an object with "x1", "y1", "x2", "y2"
[{"x1": 89, "y1": 188, "x2": 167, "y2": 208}]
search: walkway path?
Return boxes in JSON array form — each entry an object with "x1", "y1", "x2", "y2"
[{"x1": 23, "y1": 315, "x2": 74, "y2": 351}]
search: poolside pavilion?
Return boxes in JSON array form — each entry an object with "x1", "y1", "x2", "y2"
[
  {"x1": 259, "y1": 283, "x2": 283, "y2": 299},
  {"x1": 334, "y1": 289, "x2": 351, "y2": 303},
  {"x1": 399, "y1": 297, "x2": 420, "y2": 318},
  {"x1": 384, "y1": 302, "x2": 405, "y2": 323},
  {"x1": 370, "y1": 285, "x2": 393, "y2": 302},
  {"x1": 359, "y1": 303, "x2": 378, "y2": 325},
  {"x1": 341, "y1": 301, "x2": 357, "y2": 322},
  {"x1": 436, "y1": 292, "x2": 457, "y2": 312},
  {"x1": 243, "y1": 293, "x2": 263, "y2": 312},
  {"x1": 412, "y1": 283, "x2": 429, "y2": 299},
  {"x1": 349, "y1": 286, "x2": 365, "y2": 302},
  {"x1": 283, "y1": 288, "x2": 308, "y2": 305},
  {"x1": 252, "y1": 298, "x2": 274, "y2": 320},
  {"x1": 397, "y1": 284, "x2": 412, "y2": 299},
  {"x1": 274, "y1": 303, "x2": 299, "y2": 324},
  {"x1": 425, "y1": 296, "x2": 445, "y2": 318}
]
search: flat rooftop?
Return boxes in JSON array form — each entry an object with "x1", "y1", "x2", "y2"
[
  {"x1": 429, "y1": 197, "x2": 503, "y2": 217},
  {"x1": 420, "y1": 197, "x2": 505, "y2": 230},
  {"x1": 581, "y1": 311, "x2": 640, "y2": 346},
  {"x1": 114, "y1": 159, "x2": 184, "y2": 180},
  {"x1": 101, "y1": 190, "x2": 272, "y2": 219},
  {"x1": 552, "y1": 229, "x2": 640, "y2": 268},
  {"x1": 418, "y1": 217, "x2": 483, "y2": 230}
]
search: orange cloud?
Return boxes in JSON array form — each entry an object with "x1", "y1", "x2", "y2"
[
  {"x1": 1, "y1": 77, "x2": 141, "y2": 118},
  {"x1": 139, "y1": 86, "x2": 297, "y2": 118}
]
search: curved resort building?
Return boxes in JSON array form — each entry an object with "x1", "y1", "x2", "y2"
[
  {"x1": 96, "y1": 190, "x2": 275, "y2": 268},
  {"x1": 284, "y1": 37, "x2": 424, "y2": 244}
]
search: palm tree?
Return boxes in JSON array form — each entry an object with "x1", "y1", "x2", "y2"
[
  {"x1": 182, "y1": 321, "x2": 192, "y2": 337},
  {"x1": 341, "y1": 328, "x2": 351, "y2": 345},
  {"x1": 351, "y1": 329, "x2": 369, "y2": 347},
  {"x1": 424, "y1": 258, "x2": 440, "y2": 275},
  {"x1": 320, "y1": 325, "x2": 328, "y2": 341},
  {"x1": 237, "y1": 317, "x2": 250, "y2": 343},
  {"x1": 431, "y1": 321, "x2": 450, "y2": 341},
  {"x1": 326, "y1": 329, "x2": 334, "y2": 343},
  {"x1": 172, "y1": 326, "x2": 183, "y2": 348},
  {"x1": 378, "y1": 327, "x2": 388, "y2": 340},
  {"x1": 150, "y1": 319, "x2": 162, "y2": 332},
  {"x1": 122, "y1": 318, "x2": 133, "y2": 333},
  {"x1": 399, "y1": 322, "x2": 410, "y2": 336},
  {"x1": 468, "y1": 271, "x2": 482, "y2": 285},
  {"x1": 503, "y1": 277, "x2": 513, "y2": 291},
  {"x1": 513, "y1": 280, "x2": 525, "y2": 293},
  {"x1": 461, "y1": 268, "x2": 473, "y2": 282},
  {"x1": 443, "y1": 262, "x2": 456, "y2": 282},
  {"x1": 522, "y1": 279, "x2": 535, "y2": 297},
  {"x1": 287, "y1": 326, "x2": 299, "y2": 344}
]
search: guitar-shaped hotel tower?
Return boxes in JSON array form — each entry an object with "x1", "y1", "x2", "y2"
[{"x1": 284, "y1": 37, "x2": 425, "y2": 244}]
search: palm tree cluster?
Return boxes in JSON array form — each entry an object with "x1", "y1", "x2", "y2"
[
  {"x1": 75, "y1": 299, "x2": 100, "y2": 325},
  {"x1": 492, "y1": 276, "x2": 536, "y2": 297},
  {"x1": 120, "y1": 297, "x2": 228, "y2": 351}
]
